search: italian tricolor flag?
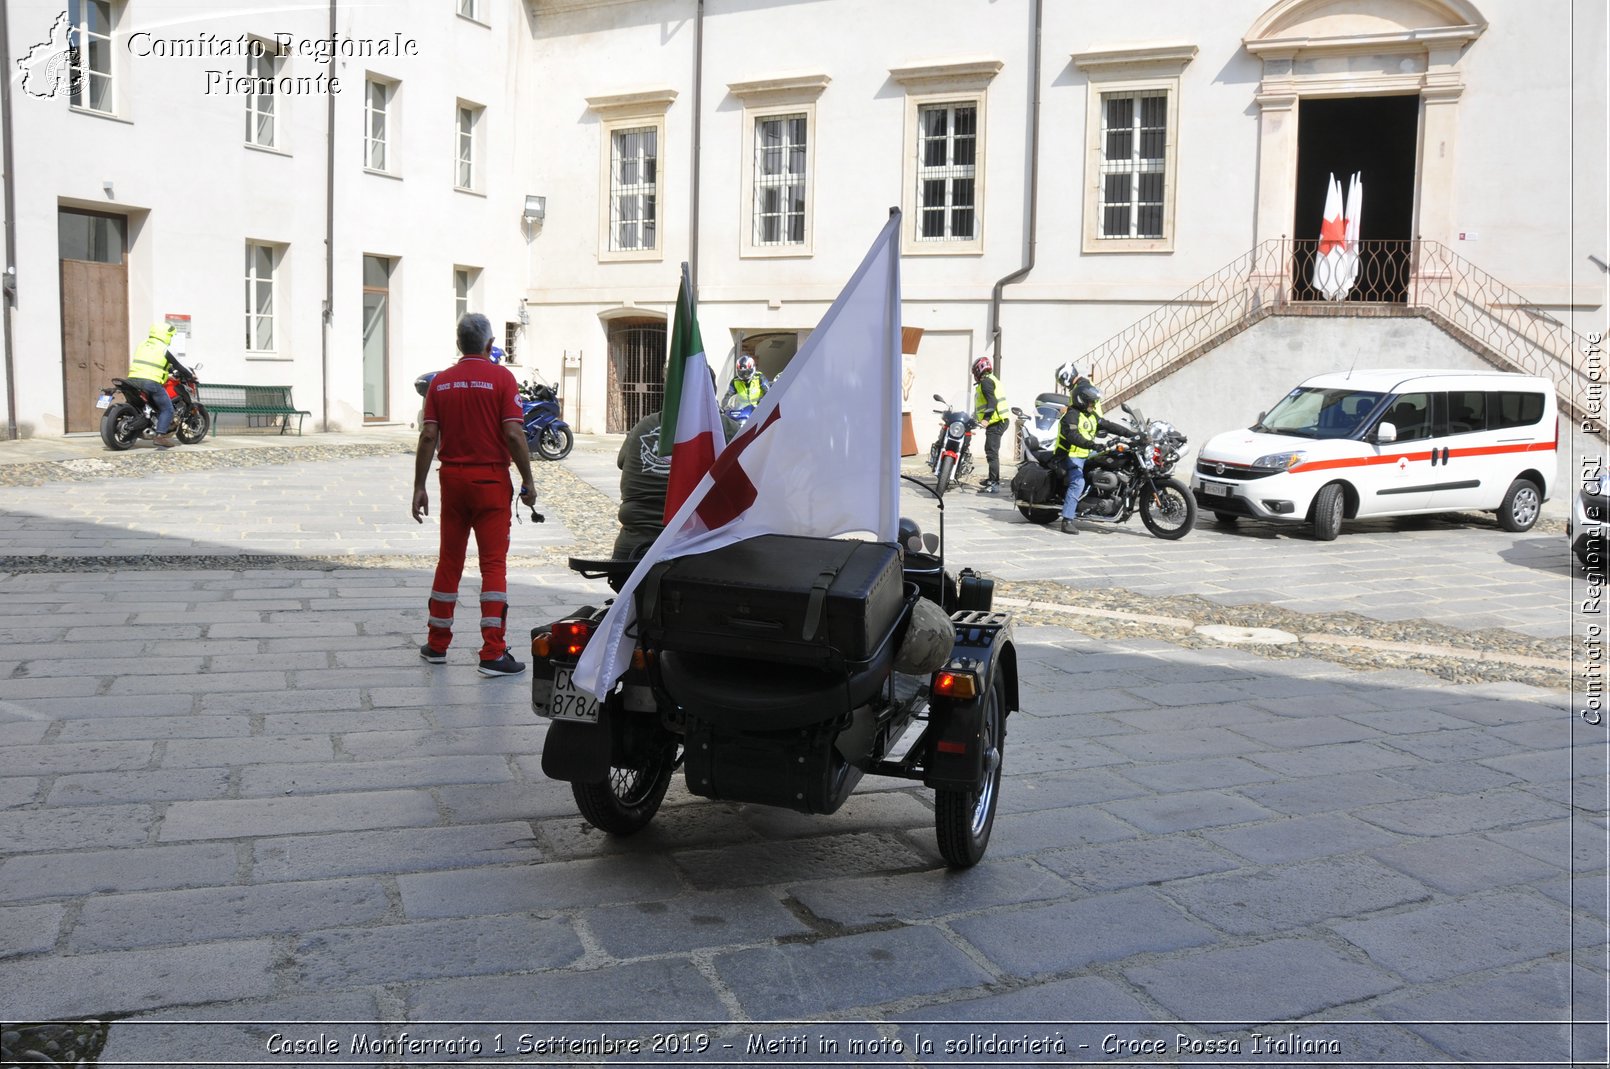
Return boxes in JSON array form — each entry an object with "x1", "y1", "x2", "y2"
[{"x1": 659, "y1": 263, "x2": 725, "y2": 524}]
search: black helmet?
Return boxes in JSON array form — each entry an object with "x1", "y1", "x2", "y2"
[
  {"x1": 1073, "y1": 382, "x2": 1101, "y2": 410},
  {"x1": 897, "y1": 517, "x2": 923, "y2": 555}
]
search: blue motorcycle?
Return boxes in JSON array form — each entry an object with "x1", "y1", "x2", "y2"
[
  {"x1": 412, "y1": 372, "x2": 573, "y2": 462},
  {"x1": 519, "y1": 378, "x2": 574, "y2": 461}
]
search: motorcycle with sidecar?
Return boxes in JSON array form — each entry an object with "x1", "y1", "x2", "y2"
[{"x1": 530, "y1": 479, "x2": 1020, "y2": 868}]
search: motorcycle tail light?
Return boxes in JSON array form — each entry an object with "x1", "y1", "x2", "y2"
[
  {"x1": 933, "y1": 669, "x2": 978, "y2": 699},
  {"x1": 553, "y1": 619, "x2": 594, "y2": 658}
]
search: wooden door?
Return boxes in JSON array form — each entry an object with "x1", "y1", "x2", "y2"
[{"x1": 59, "y1": 258, "x2": 128, "y2": 432}]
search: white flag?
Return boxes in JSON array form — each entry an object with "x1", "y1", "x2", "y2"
[
  {"x1": 573, "y1": 212, "x2": 904, "y2": 699},
  {"x1": 1312, "y1": 172, "x2": 1349, "y2": 300},
  {"x1": 1337, "y1": 170, "x2": 1363, "y2": 295}
]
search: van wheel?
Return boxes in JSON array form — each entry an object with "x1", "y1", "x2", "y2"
[
  {"x1": 1213, "y1": 511, "x2": 1239, "y2": 527},
  {"x1": 1311, "y1": 483, "x2": 1344, "y2": 541},
  {"x1": 1497, "y1": 478, "x2": 1542, "y2": 532}
]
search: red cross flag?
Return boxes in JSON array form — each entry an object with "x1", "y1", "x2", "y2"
[{"x1": 573, "y1": 212, "x2": 905, "y2": 700}]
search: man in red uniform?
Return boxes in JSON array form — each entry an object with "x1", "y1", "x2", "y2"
[{"x1": 411, "y1": 314, "x2": 538, "y2": 676}]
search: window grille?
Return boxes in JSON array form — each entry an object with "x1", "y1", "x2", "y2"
[
  {"x1": 915, "y1": 103, "x2": 977, "y2": 241},
  {"x1": 503, "y1": 323, "x2": 519, "y2": 365},
  {"x1": 245, "y1": 47, "x2": 277, "y2": 147},
  {"x1": 245, "y1": 244, "x2": 276, "y2": 352},
  {"x1": 610, "y1": 127, "x2": 658, "y2": 252},
  {"x1": 456, "y1": 105, "x2": 475, "y2": 189},
  {"x1": 365, "y1": 79, "x2": 389, "y2": 171},
  {"x1": 68, "y1": 0, "x2": 114, "y2": 113},
  {"x1": 1098, "y1": 91, "x2": 1167, "y2": 239},
  {"x1": 754, "y1": 114, "x2": 807, "y2": 246}
]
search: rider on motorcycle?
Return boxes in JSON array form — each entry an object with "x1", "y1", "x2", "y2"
[
  {"x1": 1054, "y1": 383, "x2": 1135, "y2": 535},
  {"x1": 723, "y1": 354, "x2": 769, "y2": 410},
  {"x1": 127, "y1": 324, "x2": 178, "y2": 448}
]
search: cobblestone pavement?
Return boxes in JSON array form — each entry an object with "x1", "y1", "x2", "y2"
[{"x1": 0, "y1": 430, "x2": 1604, "y2": 1066}]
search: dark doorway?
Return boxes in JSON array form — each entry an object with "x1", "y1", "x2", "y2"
[
  {"x1": 1292, "y1": 94, "x2": 1418, "y2": 302},
  {"x1": 606, "y1": 317, "x2": 665, "y2": 433}
]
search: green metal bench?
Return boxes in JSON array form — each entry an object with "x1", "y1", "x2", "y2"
[{"x1": 197, "y1": 383, "x2": 311, "y2": 436}]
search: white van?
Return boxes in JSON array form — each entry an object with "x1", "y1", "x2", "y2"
[{"x1": 1192, "y1": 369, "x2": 1557, "y2": 540}]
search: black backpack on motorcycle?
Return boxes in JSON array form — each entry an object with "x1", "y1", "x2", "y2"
[{"x1": 1011, "y1": 457, "x2": 1056, "y2": 505}]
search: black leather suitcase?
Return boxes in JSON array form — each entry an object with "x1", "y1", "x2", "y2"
[{"x1": 636, "y1": 534, "x2": 906, "y2": 670}]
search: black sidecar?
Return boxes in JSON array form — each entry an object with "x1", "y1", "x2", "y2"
[{"x1": 531, "y1": 531, "x2": 1018, "y2": 868}]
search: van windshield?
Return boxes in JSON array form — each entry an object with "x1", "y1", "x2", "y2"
[{"x1": 1253, "y1": 388, "x2": 1385, "y2": 439}]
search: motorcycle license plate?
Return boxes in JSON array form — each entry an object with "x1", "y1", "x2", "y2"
[
  {"x1": 95, "y1": 395, "x2": 112, "y2": 409},
  {"x1": 548, "y1": 667, "x2": 599, "y2": 724},
  {"x1": 1201, "y1": 481, "x2": 1231, "y2": 497}
]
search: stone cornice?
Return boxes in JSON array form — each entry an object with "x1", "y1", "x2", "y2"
[
  {"x1": 583, "y1": 88, "x2": 678, "y2": 119},
  {"x1": 1244, "y1": 24, "x2": 1484, "y2": 58},
  {"x1": 888, "y1": 57, "x2": 1003, "y2": 90},
  {"x1": 726, "y1": 73, "x2": 831, "y2": 104},
  {"x1": 1071, "y1": 43, "x2": 1198, "y2": 77}
]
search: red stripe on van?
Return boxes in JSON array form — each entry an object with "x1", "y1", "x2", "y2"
[{"x1": 1288, "y1": 439, "x2": 1555, "y2": 475}]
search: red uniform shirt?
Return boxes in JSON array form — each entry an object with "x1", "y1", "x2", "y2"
[{"x1": 422, "y1": 354, "x2": 524, "y2": 467}]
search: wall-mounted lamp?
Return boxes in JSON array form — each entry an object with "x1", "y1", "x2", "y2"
[
  {"x1": 102, "y1": 181, "x2": 114, "y2": 198},
  {"x1": 522, "y1": 195, "x2": 546, "y2": 223}
]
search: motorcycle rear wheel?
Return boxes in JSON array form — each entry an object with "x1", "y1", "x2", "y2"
[
  {"x1": 571, "y1": 737, "x2": 678, "y2": 836},
  {"x1": 534, "y1": 425, "x2": 574, "y2": 461},
  {"x1": 100, "y1": 404, "x2": 140, "y2": 451},
  {"x1": 1139, "y1": 477, "x2": 1197, "y2": 540},
  {"x1": 176, "y1": 404, "x2": 210, "y2": 445},
  {"x1": 934, "y1": 664, "x2": 1005, "y2": 868}
]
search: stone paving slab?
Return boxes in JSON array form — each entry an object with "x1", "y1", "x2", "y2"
[{"x1": 0, "y1": 440, "x2": 1602, "y2": 1063}]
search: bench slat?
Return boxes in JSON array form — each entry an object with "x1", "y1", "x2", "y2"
[{"x1": 196, "y1": 383, "x2": 310, "y2": 436}]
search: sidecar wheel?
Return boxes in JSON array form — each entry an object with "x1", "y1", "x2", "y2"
[
  {"x1": 535, "y1": 425, "x2": 574, "y2": 461},
  {"x1": 571, "y1": 738, "x2": 678, "y2": 836},
  {"x1": 176, "y1": 404, "x2": 210, "y2": 445},
  {"x1": 1017, "y1": 504, "x2": 1056, "y2": 525},
  {"x1": 934, "y1": 666, "x2": 1004, "y2": 868},
  {"x1": 1139, "y1": 477, "x2": 1197, "y2": 540},
  {"x1": 100, "y1": 404, "x2": 140, "y2": 451}
]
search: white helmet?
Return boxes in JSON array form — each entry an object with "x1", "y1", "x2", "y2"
[{"x1": 1055, "y1": 362, "x2": 1079, "y2": 390}]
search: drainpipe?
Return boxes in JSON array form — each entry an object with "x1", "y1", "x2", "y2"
[
  {"x1": 986, "y1": 0, "x2": 1042, "y2": 380},
  {"x1": 0, "y1": 2, "x2": 19, "y2": 439},
  {"x1": 688, "y1": 0, "x2": 704, "y2": 292},
  {"x1": 320, "y1": 0, "x2": 336, "y2": 431}
]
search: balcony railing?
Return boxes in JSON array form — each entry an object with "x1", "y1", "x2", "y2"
[{"x1": 1084, "y1": 238, "x2": 1600, "y2": 432}]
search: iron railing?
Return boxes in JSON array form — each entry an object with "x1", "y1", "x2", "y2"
[{"x1": 1083, "y1": 238, "x2": 1600, "y2": 431}]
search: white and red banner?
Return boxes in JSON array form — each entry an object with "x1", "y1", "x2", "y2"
[
  {"x1": 574, "y1": 212, "x2": 905, "y2": 699},
  {"x1": 1313, "y1": 170, "x2": 1363, "y2": 301}
]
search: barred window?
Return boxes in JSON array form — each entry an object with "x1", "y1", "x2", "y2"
[
  {"x1": 753, "y1": 114, "x2": 807, "y2": 246},
  {"x1": 610, "y1": 127, "x2": 658, "y2": 252},
  {"x1": 1098, "y1": 91, "x2": 1167, "y2": 239},
  {"x1": 916, "y1": 103, "x2": 977, "y2": 241}
]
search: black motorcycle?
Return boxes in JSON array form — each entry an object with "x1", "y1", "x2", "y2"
[
  {"x1": 1010, "y1": 403, "x2": 1197, "y2": 539},
  {"x1": 98, "y1": 355, "x2": 210, "y2": 450},
  {"x1": 926, "y1": 393, "x2": 977, "y2": 496},
  {"x1": 535, "y1": 478, "x2": 1019, "y2": 869}
]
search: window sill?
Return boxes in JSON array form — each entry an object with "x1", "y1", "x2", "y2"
[
  {"x1": 598, "y1": 248, "x2": 664, "y2": 263},
  {"x1": 454, "y1": 185, "x2": 486, "y2": 198},
  {"x1": 245, "y1": 141, "x2": 292, "y2": 158},
  {"x1": 456, "y1": 13, "x2": 491, "y2": 27},
  {"x1": 70, "y1": 105, "x2": 131, "y2": 125},
  {"x1": 902, "y1": 243, "x2": 984, "y2": 257},
  {"x1": 246, "y1": 352, "x2": 293, "y2": 362},
  {"x1": 741, "y1": 245, "x2": 814, "y2": 260},
  {"x1": 364, "y1": 167, "x2": 402, "y2": 181}
]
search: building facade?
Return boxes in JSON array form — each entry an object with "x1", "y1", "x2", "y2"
[{"x1": 1, "y1": 0, "x2": 1604, "y2": 440}]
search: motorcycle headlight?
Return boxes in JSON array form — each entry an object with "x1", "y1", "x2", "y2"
[
  {"x1": 1252, "y1": 451, "x2": 1307, "y2": 471},
  {"x1": 948, "y1": 420, "x2": 966, "y2": 436}
]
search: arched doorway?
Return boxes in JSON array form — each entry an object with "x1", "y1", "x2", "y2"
[{"x1": 605, "y1": 317, "x2": 666, "y2": 433}]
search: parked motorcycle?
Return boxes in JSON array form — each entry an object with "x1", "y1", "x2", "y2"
[
  {"x1": 98, "y1": 354, "x2": 210, "y2": 450},
  {"x1": 1009, "y1": 403, "x2": 1197, "y2": 539},
  {"x1": 725, "y1": 401, "x2": 757, "y2": 431},
  {"x1": 536, "y1": 475, "x2": 1019, "y2": 868},
  {"x1": 519, "y1": 378, "x2": 574, "y2": 461},
  {"x1": 1022, "y1": 392, "x2": 1069, "y2": 455},
  {"x1": 926, "y1": 393, "x2": 977, "y2": 496}
]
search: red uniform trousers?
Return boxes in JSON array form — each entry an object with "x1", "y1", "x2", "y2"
[{"x1": 425, "y1": 464, "x2": 513, "y2": 660}]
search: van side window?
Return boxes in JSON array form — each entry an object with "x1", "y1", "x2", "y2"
[
  {"x1": 1383, "y1": 392, "x2": 1432, "y2": 442},
  {"x1": 1490, "y1": 391, "x2": 1544, "y2": 429},
  {"x1": 1446, "y1": 390, "x2": 1487, "y2": 434}
]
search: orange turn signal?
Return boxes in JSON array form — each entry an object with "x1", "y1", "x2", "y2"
[
  {"x1": 531, "y1": 632, "x2": 552, "y2": 659},
  {"x1": 933, "y1": 669, "x2": 978, "y2": 700},
  {"x1": 631, "y1": 648, "x2": 650, "y2": 671}
]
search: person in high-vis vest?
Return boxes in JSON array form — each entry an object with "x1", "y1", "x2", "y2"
[
  {"x1": 127, "y1": 324, "x2": 178, "y2": 446},
  {"x1": 722, "y1": 354, "x2": 769, "y2": 410},
  {"x1": 1054, "y1": 382, "x2": 1134, "y2": 534},
  {"x1": 971, "y1": 355, "x2": 1008, "y2": 492}
]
